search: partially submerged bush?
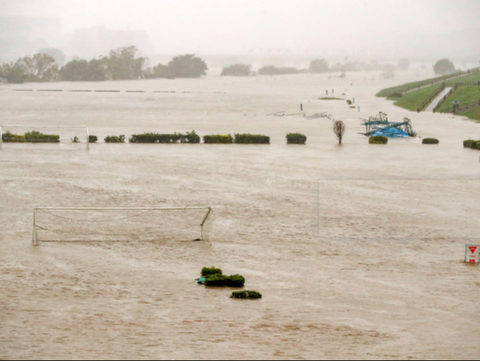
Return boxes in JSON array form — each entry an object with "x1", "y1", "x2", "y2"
[
  {"x1": 71, "y1": 136, "x2": 80, "y2": 143},
  {"x1": 286, "y1": 133, "x2": 306, "y2": 144},
  {"x1": 369, "y1": 135, "x2": 388, "y2": 144},
  {"x1": 201, "y1": 267, "x2": 223, "y2": 277},
  {"x1": 203, "y1": 134, "x2": 233, "y2": 144},
  {"x1": 25, "y1": 131, "x2": 59, "y2": 143},
  {"x1": 182, "y1": 130, "x2": 200, "y2": 143},
  {"x1": 422, "y1": 138, "x2": 439, "y2": 144},
  {"x1": 204, "y1": 274, "x2": 245, "y2": 287},
  {"x1": 346, "y1": 99, "x2": 352, "y2": 105},
  {"x1": 230, "y1": 290, "x2": 262, "y2": 299},
  {"x1": 88, "y1": 135, "x2": 98, "y2": 143},
  {"x1": 464, "y1": 139, "x2": 480, "y2": 150},
  {"x1": 464, "y1": 139, "x2": 475, "y2": 148},
  {"x1": 2, "y1": 131, "x2": 25, "y2": 142},
  {"x1": 234, "y1": 133, "x2": 270, "y2": 144},
  {"x1": 104, "y1": 135, "x2": 125, "y2": 143}
]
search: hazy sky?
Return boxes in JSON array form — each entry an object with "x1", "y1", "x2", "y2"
[{"x1": 1, "y1": 0, "x2": 479, "y2": 54}]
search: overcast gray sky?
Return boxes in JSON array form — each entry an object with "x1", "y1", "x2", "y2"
[{"x1": 1, "y1": 0, "x2": 479, "y2": 54}]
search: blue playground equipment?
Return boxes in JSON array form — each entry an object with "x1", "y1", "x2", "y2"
[{"x1": 361, "y1": 112, "x2": 414, "y2": 137}]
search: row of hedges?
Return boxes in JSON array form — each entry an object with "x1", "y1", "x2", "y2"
[
  {"x1": 3, "y1": 131, "x2": 304, "y2": 145},
  {"x1": 464, "y1": 139, "x2": 480, "y2": 150},
  {"x1": 129, "y1": 130, "x2": 200, "y2": 143},
  {"x1": 128, "y1": 132, "x2": 270, "y2": 144},
  {"x1": 2, "y1": 131, "x2": 59, "y2": 143},
  {"x1": 422, "y1": 138, "x2": 439, "y2": 144}
]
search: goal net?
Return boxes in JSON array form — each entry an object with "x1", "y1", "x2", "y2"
[
  {"x1": 0, "y1": 125, "x2": 90, "y2": 150},
  {"x1": 32, "y1": 207, "x2": 212, "y2": 245}
]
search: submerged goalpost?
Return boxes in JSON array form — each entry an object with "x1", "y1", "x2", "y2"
[
  {"x1": 32, "y1": 206, "x2": 212, "y2": 246},
  {"x1": 0, "y1": 125, "x2": 90, "y2": 150}
]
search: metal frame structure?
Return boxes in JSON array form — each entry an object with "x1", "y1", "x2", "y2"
[
  {"x1": 0, "y1": 125, "x2": 89, "y2": 150},
  {"x1": 360, "y1": 113, "x2": 413, "y2": 137},
  {"x1": 32, "y1": 206, "x2": 212, "y2": 245}
]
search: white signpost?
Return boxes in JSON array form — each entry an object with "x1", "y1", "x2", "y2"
[{"x1": 465, "y1": 244, "x2": 479, "y2": 263}]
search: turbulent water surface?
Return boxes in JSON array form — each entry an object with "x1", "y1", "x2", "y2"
[{"x1": 1, "y1": 72, "x2": 479, "y2": 359}]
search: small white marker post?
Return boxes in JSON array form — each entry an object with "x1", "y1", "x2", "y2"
[{"x1": 465, "y1": 244, "x2": 479, "y2": 263}]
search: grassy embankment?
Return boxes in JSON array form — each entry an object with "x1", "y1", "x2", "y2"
[{"x1": 377, "y1": 70, "x2": 480, "y2": 121}]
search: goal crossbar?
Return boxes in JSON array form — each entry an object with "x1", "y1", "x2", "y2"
[
  {"x1": 32, "y1": 206, "x2": 212, "y2": 245},
  {"x1": 0, "y1": 125, "x2": 90, "y2": 150}
]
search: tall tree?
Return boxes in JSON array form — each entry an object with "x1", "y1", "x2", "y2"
[
  {"x1": 60, "y1": 57, "x2": 108, "y2": 81},
  {"x1": 309, "y1": 59, "x2": 329, "y2": 73},
  {"x1": 167, "y1": 54, "x2": 208, "y2": 78},
  {"x1": 433, "y1": 59, "x2": 455, "y2": 75},
  {"x1": 221, "y1": 64, "x2": 251, "y2": 76},
  {"x1": 107, "y1": 46, "x2": 146, "y2": 80},
  {"x1": 60, "y1": 59, "x2": 89, "y2": 81},
  {"x1": 19, "y1": 53, "x2": 58, "y2": 82},
  {"x1": 0, "y1": 61, "x2": 27, "y2": 83},
  {"x1": 333, "y1": 120, "x2": 346, "y2": 145}
]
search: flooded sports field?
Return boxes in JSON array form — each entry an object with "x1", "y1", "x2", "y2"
[{"x1": 1, "y1": 72, "x2": 479, "y2": 359}]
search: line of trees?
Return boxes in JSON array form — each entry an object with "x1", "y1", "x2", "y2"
[
  {"x1": 0, "y1": 46, "x2": 208, "y2": 84},
  {"x1": 219, "y1": 58, "x2": 414, "y2": 77}
]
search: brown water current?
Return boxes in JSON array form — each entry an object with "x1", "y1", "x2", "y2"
[{"x1": 0, "y1": 71, "x2": 479, "y2": 359}]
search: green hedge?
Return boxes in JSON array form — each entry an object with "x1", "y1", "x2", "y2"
[
  {"x1": 230, "y1": 290, "x2": 262, "y2": 299},
  {"x1": 464, "y1": 139, "x2": 480, "y2": 150},
  {"x1": 2, "y1": 132, "x2": 25, "y2": 142},
  {"x1": 129, "y1": 131, "x2": 200, "y2": 143},
  {"x1": 25, "y1": 131, "x2": 59, "y2": 143},
  {"x1": 286, "y1": 133, "x2": 306, "y2": 144},
  {"x1": 204, "y1": 274, "x2": 245, "y2": 287},
  {"x1": 104, "y1": 135, "x2": 125, "y2": 143},
  {"x1": 89, "y1": 135, "x2": 98, "y2": 143},
  {"x1": 183, "y1": 130, "x2": 201, "y2": 143},
  {"x1": 203, "y1": 134, "x2": 233, "y2": 144},
  {"x1": 422, "y1": 138, "x2": 439, "y2": 144},
  {"x1": 369, "y1": 135, "x2": 388, "y2": 144},
  {"x1": 201, "y1": 267, "x2": 223, "y2": 276},
  {"x1": 234, "y1": 133, "x2": 270, "y2": 144}
]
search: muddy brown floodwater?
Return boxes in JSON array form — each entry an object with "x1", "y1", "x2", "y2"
[{"x1": 0, "y1": 71, "x2": 479, "y2": 359}]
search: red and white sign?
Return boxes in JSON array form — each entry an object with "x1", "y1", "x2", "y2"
[{"x1": 465, "y1": 244, "x2": 479, "y2": 263}]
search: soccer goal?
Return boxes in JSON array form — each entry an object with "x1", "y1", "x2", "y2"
[
  {"x1": 0, "y1": 125, "x2": 90, "y2": 150},
  {"x1": 32, "y1": 206, "x2": 212, "y2": 245}
]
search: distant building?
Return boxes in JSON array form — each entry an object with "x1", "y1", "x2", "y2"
[{"x1": 0, "y1": 16, "x2": 62, "y2": 61}]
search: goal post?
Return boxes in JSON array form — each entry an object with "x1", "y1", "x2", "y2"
[
  {"x1": 32, "y1": 206, "x2": 213, "y2": 246},
  {"x1": 0, "y1": 125, "x2": 90, "y2": 150}
]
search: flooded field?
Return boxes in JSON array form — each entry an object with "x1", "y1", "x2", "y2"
[{"x1": 1, "y1": 71, "x2": 479, "y2": 359}]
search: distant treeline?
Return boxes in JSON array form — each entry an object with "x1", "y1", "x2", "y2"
[
  {"x1": 0, "y1": 46, "x2": 207, "y2": 84},
  {"x1": 0, "y1": 44, "x2": 411, "y2": 83},
  {"x1": 220, "y1": 58, "x2": 409, "y2": 77}
]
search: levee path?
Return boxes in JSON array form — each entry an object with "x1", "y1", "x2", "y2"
[{"x1": 425, "y1": 87, "x2": 452, "y2": 112}]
